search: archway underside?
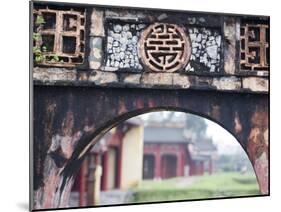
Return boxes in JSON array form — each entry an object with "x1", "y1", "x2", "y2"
[{"x1": 33, "y1": 85, "x2": 268, "y2": 209}]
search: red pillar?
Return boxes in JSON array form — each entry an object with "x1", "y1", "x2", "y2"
[
  {"x1": 176, "y1": 153, "x2": 182, "y2": 177},
  {"x1": 79, "y1": 161, "x2": 85, "y2": 207},
  {"x1": 200, "y1": 161, "x2": 204, "y2": 175},
  {"x1": 101, "y1": 152, "x2": 109, "y2": 191},
  {"x1": 117, "y1": 143, "x2": 123, "y2": 188},
  {"x1": 189, "y1": 161, "x2": 194, "y2": 176},
  {"x1": 193, "y1": 161, "x2": 198, "y2": 176},
  {"x1": 154, "y1": 148, "x2": 161, "y2": 179},
  {"x1": 208, "y1": 159, "x2": 213, "y2": 175},
  {"x1": 181, "y1": 152, "x2": 185, "y2": 176}
]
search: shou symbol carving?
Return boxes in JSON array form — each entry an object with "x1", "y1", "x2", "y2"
[
  {"x1": 240, "y1": 22, "x2": 269, "y2": 71},
  {"x1": 138, "y1": 23, "x2": 191, "y2": 72}
]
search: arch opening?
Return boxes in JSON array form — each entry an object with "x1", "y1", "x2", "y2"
[{"x1": 66, "y1": 110, "x2": 260, "y2": 207}]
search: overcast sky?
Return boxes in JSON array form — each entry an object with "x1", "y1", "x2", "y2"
[{"x1": 205, "y1": 119, "x2": 241, "y2": 155}]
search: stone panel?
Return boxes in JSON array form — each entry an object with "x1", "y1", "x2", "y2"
[
  {"x1": 242, "y1": 77, "x2": 268, "y2": 92},
  {"x1": 90, "y1": 9, "x2": 105, "y2": 37}
]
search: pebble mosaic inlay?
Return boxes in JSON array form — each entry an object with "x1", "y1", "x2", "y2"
[
  {"x1": 106, "y1": 23, "x2": 146, "y2": 70},
  {"x1": 105, "y1": 23, "x2": 222, "y2": 73},
  {"x1": 185, "y1": 27, "x2": 222, "y2": 73}
]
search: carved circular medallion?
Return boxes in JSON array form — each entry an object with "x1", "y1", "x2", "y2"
[{"x1": 138, "y1": 23, "x2": 191, "y2": 72}]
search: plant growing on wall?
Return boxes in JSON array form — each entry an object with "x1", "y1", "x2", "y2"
[
  {"x1": 33, "y1": 32, "x2": 45, "y2": 63},
  {"x1": 33, "y1": 15, "x2": 62, "y2": 64},
  {"x1": 33, "y1": 15, "x2": 45, "y2": 63}
]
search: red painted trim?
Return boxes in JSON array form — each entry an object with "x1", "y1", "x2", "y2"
[
  {"x1": 180, "y1": 152, "x2": 183, "y2": 176},
  {"x1": 79, "y1": 162, "x2": 85, "y2": 207},
  {"x1": 117, "y1": 145, "x2": 122, "y2": 188},
  {"x1": 181, "y1": 151, "x2": 186, "y2": 176},
  {"x1": 175, "y1": 153, "x2": 181, "y2": 177},
  {"x1": 101, "y1": 152, "x2": 109, "y2": 191}
]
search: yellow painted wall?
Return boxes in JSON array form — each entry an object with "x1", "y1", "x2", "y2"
[
  {"x1": 120, "y1": 126, "x2": 144, "y2": 189},
  {"x1": 107, "y1": 148, "x2": 117, "y2": 190}
]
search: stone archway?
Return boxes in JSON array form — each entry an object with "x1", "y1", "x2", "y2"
[
  {"x1": 31, "y1": 1, "x2": 269, "y2": 210},
  {"x1": 33, "y1": 85, "x2": 268, "y2": 209}
]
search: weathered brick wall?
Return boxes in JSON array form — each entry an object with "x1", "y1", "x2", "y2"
[{"x1": 33, "y1": 3, "x2": 269, "y2": 93}]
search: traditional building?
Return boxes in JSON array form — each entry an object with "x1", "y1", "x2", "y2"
[
  {"x1": 143, "y1": 125, "x2": 188, "y2": 179},
  {"x1": 188, "y1": 138, "x2": 217, "y2": 176},
  {"x1": 143, "y1": 117, "x2": 217, "y2": 180}
]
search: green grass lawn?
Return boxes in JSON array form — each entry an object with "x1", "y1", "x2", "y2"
[{"x1": 131, "y1": 172, "x2": 260, "y2": 203}]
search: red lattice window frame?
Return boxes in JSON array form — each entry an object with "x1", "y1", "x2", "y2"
[{"x1": 240, "y1": 22, "x2": 269, "y2": 71}]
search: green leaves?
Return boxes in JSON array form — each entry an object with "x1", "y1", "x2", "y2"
[
  {"x1": 50, "y1": 55, "x2": 60, "y2": 63},
  {"x1": 33, "y1": 46, "x2": 45, "y2": 63},
  {"x1": 42, "y1": 46, "x2": 47, "y2": 52},
  {"x1": 33, "y1": 33, "x2": 41, "y2": 42},
  {"x1": 35, "y1": 15, "x2": 45, "y2": 25},
  {"x1": 33, "y1": 33, "x2": 44, "y2": 63},
  {"x1": 35, "y1": 54, "x2": 45, "y2": 63},
  {"x1": 33, "y1": 46, "x2": 41, "y2": 53},
  {"x1": 33, "y1": 23, "x2": 62, "y2": 64}
]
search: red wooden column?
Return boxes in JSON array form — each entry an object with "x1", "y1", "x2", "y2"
[
  {"x1": 117, "y1": 139, "x2": 123, "y2": 188},
  {"x1": 189, "y1": 160, "x2": 194, "y2": 176},
  {"x1": 180, "y1": 152, "x2": 185, "y2": 176},
  {"x1": 154, "y1": 147, "x2": 161, "y2": 179},
  {"x1": 200, "y1": 161, "x2": 204, "y2": 175},
  {"x1": 101, "y1": 152, "x2": 109, "y2": 191},
  {"x1": 79, "y1": 161, "x2": 86, "y2": 207},
  {"x1": 208, "y1": 159, "x2": 213, "y2": 175},
  {"x1": 176, "y1": 153, "x2": 182, "y2": 177}
]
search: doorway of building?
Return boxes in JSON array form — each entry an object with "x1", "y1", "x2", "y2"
[
  {"x1": 143, "y1": 154, "x2": 155, "y2": 179},
  {"x1": 161, "y1": 154, "x2": 177, "y2": 179}
]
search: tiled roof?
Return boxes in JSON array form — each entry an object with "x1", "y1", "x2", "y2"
[{"x1": 144, "y1": 126, "x2": 189, "y2": 143}]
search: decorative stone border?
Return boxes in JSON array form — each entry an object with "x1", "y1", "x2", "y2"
[{"x1": 33, "y1": 67, "x2": 268, "y2": 93}]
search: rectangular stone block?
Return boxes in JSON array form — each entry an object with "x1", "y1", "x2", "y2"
[
  {"x1": 172, "y1": 74, "x2": 190, "y2": 88},
  {"x1": 223, "y1": 18, "x2": 237, "y2": 75},
  {"x1": 33, "y1": 67, "x2": 76, "y2": 82},
  {"x1": 88, "y1": 70, "x2": 118, "y2": 85},
  {"x1": 212, "y1": 76, "x2": 241, "y2": 90},
  {"x1": 141, "y1": 73, "x2": 173, "y2": 87},
  {"x1": 90, "y1": 9, "x2": 105, "y2": 36},
  {"x1": 123, "y1": 74, "x2": 141, "y2": 84},
  {"x1": 89, "y1": 37, "x2": 103, "y2": 70},
  {"x1": 242, "y1": 77, "x2": 268, "y2": 92},
  {"x1": 189, "y1": 76, "x2": 213, "y2": 88}
]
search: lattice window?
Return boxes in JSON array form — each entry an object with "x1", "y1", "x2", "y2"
[
  {"x1": 33, "y1": 6, "x2": 85, "y2": 67},
  {"x1": 240, "y1": 21, "x2": 269, "y2": 71}
]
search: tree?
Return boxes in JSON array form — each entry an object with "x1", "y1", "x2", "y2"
[{"x1": 185, "y1": 114, "x2": 207, "y2": 139}]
